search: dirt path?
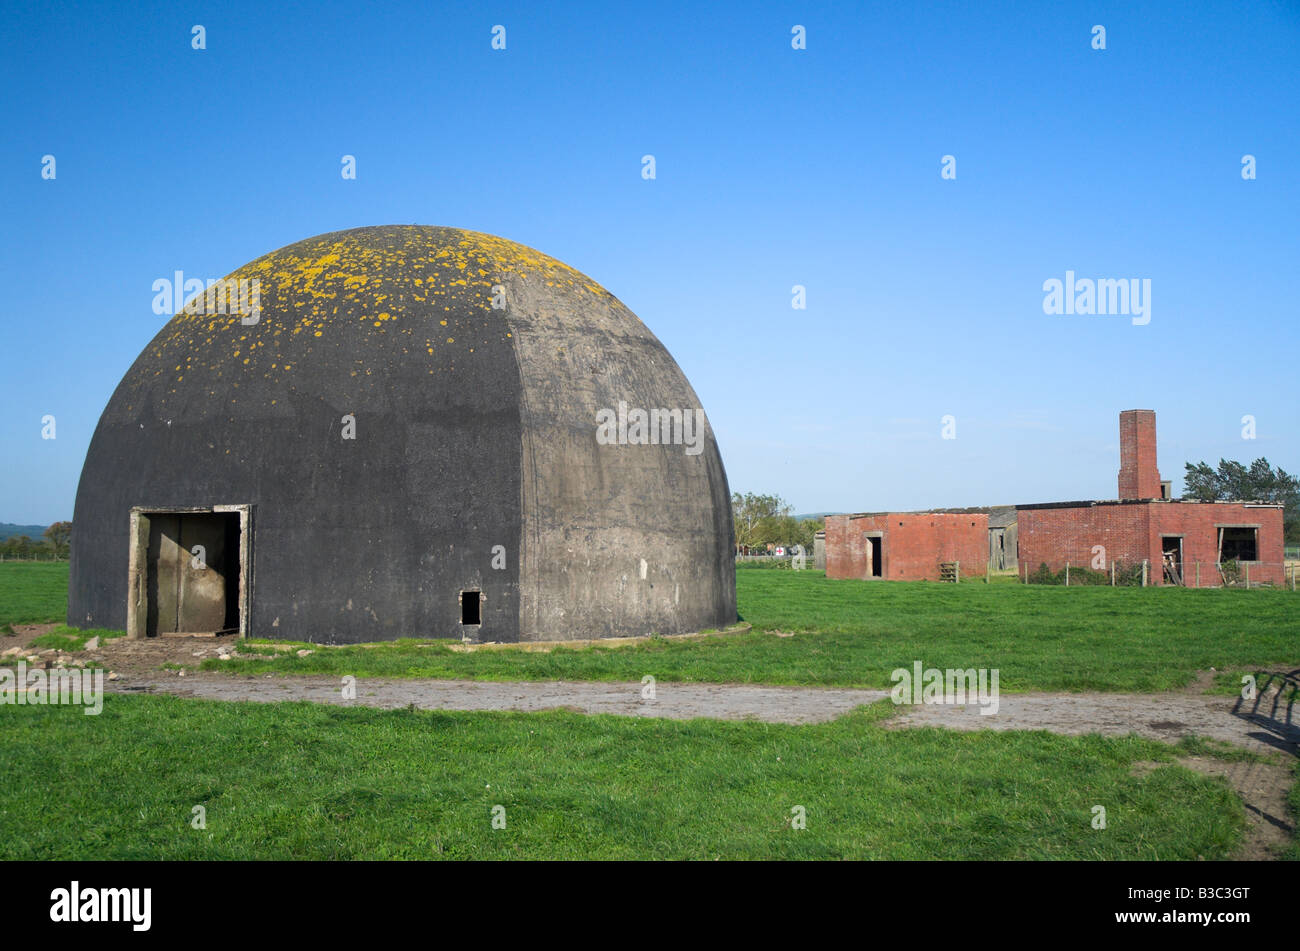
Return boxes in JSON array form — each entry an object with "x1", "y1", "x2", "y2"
[
  {"x1": 15, "y1": 620, "x2": 1283, "y2": 751},
  {"x1": 2, "y1": 624, "x2": 239, "y2": 676},
  {"x1": 889, "y1": 691, "x2": 1297, "y2": 756},
  {"x1": 11, "y1": 624, "x2": 1293, "y2": 753},
  {"x1": 102, "y1": 669, "x2": 1297, "y2": 755},
  {"x1": 108, "y1": 672, "x2": 887, "y2": 724}
]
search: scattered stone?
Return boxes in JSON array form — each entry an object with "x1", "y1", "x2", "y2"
[
  {"x1": 84, "y1": 636, "x2": 100, "y2": 650},
  {"x1": 296, "y1": 649, "x2": 314, "y2": 657},
  {"x1": 178, "y1": 670, "x2": 186, "y2": 677},
  {"x1": 219, "y1": 654, "x2": 233, "y2": 661},
  {"x1": 107, "y1": 672, "x2": 119, "y2": 681},
  {"x1": 1, "y1": 647, "x2": 22, "y2": 658}
]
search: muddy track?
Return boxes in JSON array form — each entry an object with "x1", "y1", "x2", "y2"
[{"x1": 108, "y1": 672, "x2": 888, "y2": 724}]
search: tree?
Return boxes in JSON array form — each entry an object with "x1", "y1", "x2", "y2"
[
  {"x1": 763, "y1": 514, "x2": 800, "y2": 549},
  {"x1": 795, "y1": 517, "x2": 824, "y2": 553},
  {"x1": 732, "y1": 493, "x2": 789, "y2": 551},
  {"x1": 731, "y1": 495, "x2": 823, "y2": 553},
  {"x1": 44, "y1": 521, "x2": 72, "y2": 557},
  {"x1": 3, "y1": 535, "x2": 33, "y2": 559},
  {"x1": 1183, "y1": 457, "x2": 1299, "y2": 542}
]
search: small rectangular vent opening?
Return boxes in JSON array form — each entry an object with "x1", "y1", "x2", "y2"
[{"x1": 460, "y1": 590, "x2": 481, "y2": 625}]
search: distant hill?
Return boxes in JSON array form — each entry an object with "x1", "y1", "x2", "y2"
[{"x1": 0, "y1": 523, "x2": 49, "y2": 542}]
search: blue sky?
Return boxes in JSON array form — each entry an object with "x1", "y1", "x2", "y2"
[{"x1": 2, "y1": 0, "x2": 1297, "y2": 524}]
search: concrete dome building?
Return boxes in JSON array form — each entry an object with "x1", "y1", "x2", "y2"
[{"x1": 69, "y1": 226, "x2": 736, "y2": 644}]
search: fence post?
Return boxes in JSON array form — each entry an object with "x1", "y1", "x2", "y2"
[
  {"x1": 1023, "y1": 561, "x2": 1028, "y2": 584},
  {"x1": 1065, "y1": 562, "x2": 1070, "y2": 586},
  {"x1": 1195, "y1": 561, "x2": 1200, "y2": 587},
  {"x1": 1141, "y1": 560, "x2": 1148, "y2": 587},
  {"x1": 986, "y1": 558, "x2": 990, "y2": 584},
  {"x1": 955, "y1": 561, "x2": 960, "y2": 584},
  {"x1": 1244, "y1": 562, "x2": 1250, "y2": 589},
  {"x1": 1111, "y1": 561, "x2": 1115, "y2": 586}
]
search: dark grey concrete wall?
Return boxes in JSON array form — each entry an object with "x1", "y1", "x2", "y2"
[
  {"x1": 503, "y1": 266, "x2": 735, "y2": 640},
  {"x1": 69, "y1": 225, "x2": 735, "y2": 643}
]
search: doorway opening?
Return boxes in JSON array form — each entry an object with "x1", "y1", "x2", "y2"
[
  {"x1": 128, "y1": 506, "x2": 251, "y2": 638},
  {"x1": 1161, "y1": 535, "x2": 1183, "y2": 585},
  {"x1": 867, "y1": 536, "x2": 883, "y2": 578}
]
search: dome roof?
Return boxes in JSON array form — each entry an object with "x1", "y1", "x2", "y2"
[
  {"x1": 69, "y1": 226, "x2": 736, "y2": 643},
  {"x1": 133, "y1": 225, "x2": 627, "y2": 412}
]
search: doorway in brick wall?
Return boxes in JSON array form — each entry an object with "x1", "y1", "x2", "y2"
[
  {"x1": 867, "y1": 536, "x2": 883, "y2": 578},
  {"x1": 1161, "y1": 535, "x2": 1184, "y2": 585}
]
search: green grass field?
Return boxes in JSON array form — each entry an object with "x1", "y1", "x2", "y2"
[
  {"x1": 0, "y1": 695, "x2": 1246, "y2": 859},
  {"x1": 212, "y1": 571, "x2": 1298, "y2": 692},
  {"x1": 0, "y1": 561, "x2": 69, "y2": 625},
  {"x1": 2, "y1": 561, "x2": 1289, "y2": 857},
  {"x1": 2, "y1": 560, "x2": 1293, "y2": 859},
  {"x1": 4, "y1": 562, "x2": 1297, "y2": 692}
]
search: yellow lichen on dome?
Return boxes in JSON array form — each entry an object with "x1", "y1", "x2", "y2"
[{"x1": 131, "y1": 225, "x2": 615, "y2": 404}]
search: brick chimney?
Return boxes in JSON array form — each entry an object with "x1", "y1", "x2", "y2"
[{"x1": 1117, "y1": 409, "x2": 1161, "y2": 500}]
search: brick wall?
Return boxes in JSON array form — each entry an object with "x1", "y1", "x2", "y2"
[
  {"x1": 1017, "y1": 501, "x2": 1284, "y2": 586},
  {"x1": 825, "y1": 512, "x2": 989, "y2": 581},
  {"x1": 1144, "y1": 502, "x2": 1285, "y2": 586}
]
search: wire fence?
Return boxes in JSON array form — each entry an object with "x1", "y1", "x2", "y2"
[
  {"x1": 1016, "y1": 560, "x2": 1298, "y2": 590},
  {"x1": 740, "y1": 555, "x2": 1299, "y2": 589},
  {"x1": 736, "y1": 552, "x2": 810, "y2": 569}
]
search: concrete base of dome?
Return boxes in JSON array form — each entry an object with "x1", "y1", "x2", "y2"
[{"x1": 444, "y1": 621, "x2": 750, "y2": 653}]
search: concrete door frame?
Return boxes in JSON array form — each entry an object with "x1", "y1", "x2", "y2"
[
  {"x1": 862, "y1": 530, "x2": 884, "y2": 580},
  {"x1": 127, "y1": 504, "x2": 252, "y2": 639}
]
